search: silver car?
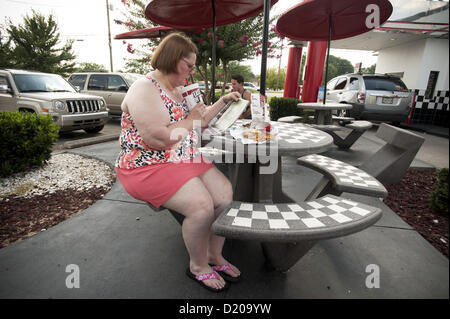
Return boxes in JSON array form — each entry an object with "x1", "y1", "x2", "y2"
[
  {"x1": 0, "y1": 69, "x2": 109, "y2": 133},
  {"x1": 326, "y1": 73, "x2": 412, "y2": 124},
  {"x1": 68, "y1": 72, "x2": 144, "y2": 116}
]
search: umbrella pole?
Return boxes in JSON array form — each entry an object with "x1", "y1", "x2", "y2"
[
  {"x1": 323, "y1": 14, "x2": 332, "y2": 105},
  {"x1": 211, "y1": 0, "x2": 217, "y2": 104},
  {"x1": 259, "y1": 0, "x2": 270, "y2": 97}
]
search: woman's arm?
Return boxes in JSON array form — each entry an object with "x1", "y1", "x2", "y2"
[
  {"x1": 124, "y1": 79, "x2": 205, "y2": 150},
  {"x1": 203, "y1": 91, "x2": 241, "y2": 124}
]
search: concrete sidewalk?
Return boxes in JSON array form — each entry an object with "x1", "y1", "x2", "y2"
[{"x1": 0, "y1": 130, "x2": 448, "y2": 299}]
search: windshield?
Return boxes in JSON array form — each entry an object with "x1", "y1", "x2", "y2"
[
  {"x1": 122, "y1": 73, "x2": 145, "y2": 86},
  {"x1": 363, "y1": 76, "x2": 408, "y2": 92},
  {"x1": 13, "y1": 73, "x2": 76, "y2": 93}
]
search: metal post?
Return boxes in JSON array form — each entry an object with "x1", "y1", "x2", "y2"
[
  {"x1": 260, "y1": 0, "x2": 270, "y2": 97},
  {"x1": 106, "y1": 0, "x2": 114, "y2": 72},
  {"x1": 323, "y1": 14, "x2": 332, "y2": 104},
  {"x1": 211, "y1": 0, "x2": 217, "y2": 103}
]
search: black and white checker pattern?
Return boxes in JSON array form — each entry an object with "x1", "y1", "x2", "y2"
[
  {"x1": 217, "y1": 195, "x2": 378, "y2": 231},
  {"x1": 299, "y1": 154, "x2": 385, "y2": 191},
  {"x1": 413, "y1": 89, "x2": 449, "y2": 111},
  {"x1": 233, "y1": 120, "x2": 329, "y2": 145},
  {"x1": 273, "y1": 121, "x2": 329, "y2": 144}
]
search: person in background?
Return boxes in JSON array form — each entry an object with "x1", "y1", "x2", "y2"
[
  {"x1": 231, "y1": 74, "x2": 252, "y2": 119},
  {"x1": 115, "y1": 32, "x2": 241, "y2": 293}
]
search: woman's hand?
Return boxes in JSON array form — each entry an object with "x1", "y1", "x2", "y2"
[
  {"x1": 186, "y1": 102, "x2": 208, "y2": 126},
  {"x1": 221, "y1": 92, "x2": 241, "y2": 104}
]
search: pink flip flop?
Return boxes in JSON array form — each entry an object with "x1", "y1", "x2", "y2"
[
  {"x1": 186, "y1": 268, "x2": 229, "y2": 293},
  {"x1": 209, "y1": 263, "x2": 242, "y2": 283}
]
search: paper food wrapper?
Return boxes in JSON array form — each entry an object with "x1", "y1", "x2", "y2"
[{"x1": 229, "y1": 124, "x2": 278, "y2": 145}]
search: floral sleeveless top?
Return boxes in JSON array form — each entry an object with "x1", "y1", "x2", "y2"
[{"x1": 115, "y1": 74, "x2": 199, "y2": 169}]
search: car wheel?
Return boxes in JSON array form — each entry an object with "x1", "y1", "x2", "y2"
[{"x1": 84, "y1": 125, "x2": 104, "y2": 134}]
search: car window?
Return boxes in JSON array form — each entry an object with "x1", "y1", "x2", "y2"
[
  {"x1": 107, "y1": 75, "x2": 127, "y2": 91},
  {"x1": 334, "y1": 78, "x2": 347, "y2": 90},
  {"x1": 0, "y1": 76, "x2": 10, "y2": 88},
  {"x1": 12, "y1": 74, "x2": 75, "y2": 92},
  {"x1": 348, "y1": 77, "x2": 360, "y2": 90},
  {"x1": 88, "y1": 75, "x2": 108, "y2": 90},
  {"x1": 363, "y1": 76, "x2": 408, "y2": 92},
  {"x1": 122, "y1": 73, "x2": 144, "y2": 86},
  {"x1": 68, "y1": 74, "x2": 87, "y2": 88},
  {"x1": 326, "y1": 78, "x2": 338, "y2": 90}
]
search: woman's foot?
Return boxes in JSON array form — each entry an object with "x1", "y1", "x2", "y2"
[
  {"x1": 189, "y1": 264, "x2": 227, "y2": 291},
  {"x1": 208, "y1": 256, "x2": 241, "y2": 280}
]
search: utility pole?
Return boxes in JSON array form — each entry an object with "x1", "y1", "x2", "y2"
[
  {"x1": 276, "y1": 38, "x2": 284, "y2": 91},
  {"x1": 106, "y1": 0, "x2": 114, "y2": 72}
]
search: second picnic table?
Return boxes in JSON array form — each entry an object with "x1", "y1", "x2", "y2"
[{"x1": 298, "y1": 102, "x2": 352, "y2": 125}]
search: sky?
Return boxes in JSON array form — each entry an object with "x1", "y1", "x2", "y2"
[{"x1": 0, "y1": 0, "x2": 448, "y2": 75}]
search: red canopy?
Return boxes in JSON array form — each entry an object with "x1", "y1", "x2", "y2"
[
  {"x1": 114, "y1": 26, "x2": 203, "y2": 40},
  {"x1": 276, "y1": 0, "x2": 393, "y2": 41},
  {"x1": 145, "y1": 0, "x2": 278, "y2": 29},
  {"x1": 114, "y1": 26, "x2": 173, "y2": 39}
]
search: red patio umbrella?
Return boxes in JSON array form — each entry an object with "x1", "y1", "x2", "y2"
[
  {"x1": 114, "y1": 26, "x2": 175, "y2": 40},
  {"x1": 144, "y1": 0, "x2": 278, "y2": 102},
  {"x1": 276, "y1": 0, "x2": 393, "y2": 104},
  {"x1": 114, "y1": 26, "x2": 203, "y2": 40}
]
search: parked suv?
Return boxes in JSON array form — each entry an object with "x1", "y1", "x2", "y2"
[
  {"x1": 325, "y1": 73, "x2": 412, "y2": 124},
  {"x1": 0, "y1": 69, "x2": 108, "y2": 133},
  {"x1": 68, "y1": 72, "x2": 144, "y2": 116}
]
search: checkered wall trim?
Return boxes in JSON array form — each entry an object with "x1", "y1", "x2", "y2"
[
  {"x1": 411, "y1": 89, "x2": 449, "y2": 126},
  {"x1": 413, "y1": 89, "x2": 449, "y2": 111}
]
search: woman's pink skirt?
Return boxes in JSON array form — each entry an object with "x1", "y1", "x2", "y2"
[{"x1": 116, "y1": 157, "x2": 215, "y2": 208}]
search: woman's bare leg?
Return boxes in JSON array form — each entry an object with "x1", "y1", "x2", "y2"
[
  {"x1": 162, "y1": 176, "x2": 226, "y2": 290},
  {"x1": 198, "y1": 167, "x2": 241, "y2": 278}
]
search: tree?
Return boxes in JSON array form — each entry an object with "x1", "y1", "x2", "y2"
[
  {"x1": 362, "y1": 64, "x2": 376, "y2": 74},
  {"x1": 322, "y1": 55, "x2": 354, "y2": 84},
  {"x1": 115, "y1": 0, "x2": 281, "y2": 103},
  {"x1": 265, "y1": 66, "x2": 286, "y2": 91},
  {"x1": 75, "y1": 62, "x2": 108, "y2": 72},
  {"x1": 1, "y1": 10, "x2": 76, "y2": 76}
]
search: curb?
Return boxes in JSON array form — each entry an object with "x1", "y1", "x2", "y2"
[{"x1": 62, "y1": 133, "x2": 119, "y2": 149}]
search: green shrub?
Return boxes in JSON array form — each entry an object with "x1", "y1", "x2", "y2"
[
  {"x1": 269, "y1": 97, "x2": 306, "y2": 121},
  {"x1": 0, "y1": 111, "x2": 59, "y2": 177},
  {"x1": 431, "y1": 168, "x2": 449, "y2": 214}
]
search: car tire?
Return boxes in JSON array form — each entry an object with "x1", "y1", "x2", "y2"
[{"x1": 84, "y1": 125, "x2": 104, "y2": 134}]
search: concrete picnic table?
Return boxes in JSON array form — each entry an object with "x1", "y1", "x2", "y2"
[
  {"x1": 298, "y1": 102, "x2": 352, "y2": 125},
  {"x1": 201, "y1": 119, "x2": 333, "y2": 203}
]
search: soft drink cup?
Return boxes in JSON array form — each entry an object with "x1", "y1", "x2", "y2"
[{"x1": 181, "y1": 83, "x2": 203, "y2": 110}]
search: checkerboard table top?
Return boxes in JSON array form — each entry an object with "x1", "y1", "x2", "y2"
[
  {"x1": 212, "y1": 195, "x2": 382, "y2": 242},
  {"x1": 204, "y1": 120, "x2": 333, "y2": 156},
  {"x1": 298, "y1": 154, "x2": 388, "y2": 198}
]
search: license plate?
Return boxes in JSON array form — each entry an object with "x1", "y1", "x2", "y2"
[{"x1": 382, "y1": 97, "x2": 394, "y2": 104}]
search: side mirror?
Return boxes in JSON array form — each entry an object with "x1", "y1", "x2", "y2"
[
  {"x1": 0, "y1": 84, "x2": 12, "y2": 94},
  {"x1": 74, "y1": 86, "x2": 81, "y2": 92}
]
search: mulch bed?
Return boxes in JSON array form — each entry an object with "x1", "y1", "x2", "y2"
[
  {"x1": 0, "y1": 187, "x2": 111, "y2": 249},
  {"x1": 384, "y1": 169, "x2": 448, "y2": 258},
  {"x1": 0, "y1": 169, "x2": 448, "y2": 259}
]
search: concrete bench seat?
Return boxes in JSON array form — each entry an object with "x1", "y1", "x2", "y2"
[
  {"x1": 277, "y1": 116, "x2": 303, "y2": 123},
  {"x1": 310, "y1": 124, "x2": 343, "y2": 132},
  {"x1": 212, "y1": 194, "x2": 382, "y2": 271},
  {"x1": 297, "y1": 154, "x2": 388, "y2": 200},
  {"x1": 332, "y1": 115, "x2": 355, "y2": 125},
  {"x1": 314, "y1": 120, "x2": 372, "y2": 149}
]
